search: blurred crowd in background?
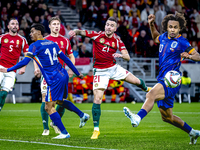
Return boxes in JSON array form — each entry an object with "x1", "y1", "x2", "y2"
[{"x1": 1, "y1": 0, "x2": 200, "y2": 59}]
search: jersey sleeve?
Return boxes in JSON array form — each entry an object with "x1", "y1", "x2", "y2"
[
  {"x1": 85, "y1": 30, "x2": 100, "y2": 40},
  {"x1": 22, "y1": 37, "x2": 29, "y2": 53},
  {"x1": 65, "y1": 38, "x2": 73, "y2": 55},
  {"x1": 117, "y1": 37, "x2": 127, "y2": 51},
  {"x1": 182, "y1": 40, "x2": 195, "y2": 54}
]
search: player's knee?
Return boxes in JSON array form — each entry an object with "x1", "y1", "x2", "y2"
[
  {"x1": 146, "y1": 90, "x2": 155, "y2": 100},
  {"x1": 93, "y1": 97, "x2": 101, "y2": 104},
  {"x1": 161, "y1": 116, "x2": 173, "y2": 123}
]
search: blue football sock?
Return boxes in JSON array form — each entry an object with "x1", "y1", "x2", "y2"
[
  {"x1": 62, "y1": 100, "x2": 84, "y2": 118},
  {"x1": 137, "y1": 109, "x2": 147, "y2": 120},
  {"x1": 183, "y1": 122, "x2": 192, "y2": 134},
  {"x1": 50, "y1": 112, "x2": 68, "y2": 134}
]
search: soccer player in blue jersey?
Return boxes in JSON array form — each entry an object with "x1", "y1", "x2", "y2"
[
  {"x1": 0, "y1": 23, "x2": 86, "y2": 139},
  {"x1": 123, "y1": 12, "x2": 200, "y2": 144}
]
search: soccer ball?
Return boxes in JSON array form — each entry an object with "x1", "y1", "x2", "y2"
[{"x1": 164, "y1": 70, "x2": 182, "y2": 88}]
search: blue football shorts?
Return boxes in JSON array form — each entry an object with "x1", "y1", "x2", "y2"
[
  {"x1": 157, "y1": 79, "x2": 181, "y2": 108},
  {"x1": 45, "y1": 68, "x2": 69, "y2": 102}
]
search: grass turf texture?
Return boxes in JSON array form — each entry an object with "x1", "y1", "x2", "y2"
[{"x1": 0, "y1": 103, "x2": 200, "y2": 150}]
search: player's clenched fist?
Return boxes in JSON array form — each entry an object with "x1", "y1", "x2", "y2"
[
  {"x1": 148, "y1": 14, "x2": 155, "y2": 25},
  {"x1": 68, "y1": 30, "x2": 76, "y2": 37}
]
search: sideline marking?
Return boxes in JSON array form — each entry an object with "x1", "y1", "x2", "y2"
[
  {"x1": 0, "y1": 139, "x2": 118, "y2": 150},
  {"x1": 3, "y1": 110, "x2": 200, "y2": 114}
]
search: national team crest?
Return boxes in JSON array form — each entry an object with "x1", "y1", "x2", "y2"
[
  {"x1": 171, "y1": 41, "x2": 177, "y2": 48},
  {"x1": 4, "y1": 39, "x2": 8, "y2": 43},
  {"x1": 100, "y1": 38, "x2": 105, "y2": 43},
  {"x1": 95, "y1": 83, "x2": 98, "y2": 87},
  {"x1": 112, "y1": 42, "x2": 115, "y2": 47},
  {"x1": 17, "y1": 40, "x2": 19, "y2": 45},
  {"x1": 43, "y1": 86, "x2": 47, "y2": 90}
]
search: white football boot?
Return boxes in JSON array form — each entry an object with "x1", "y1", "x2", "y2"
[
  {"x1": 50, "y1": 122, "x2": 61, "y2": 134},
  {"x1": 79, "y1": 113, "x2": 90, "y2": 128},
  {"x1": 52, "y1": 133, "x2": 70, "y2": 139},
  {"x1": 42, "y1": 129, "x2": 49, "y2": 136},
  {"x1": 189, "y1": 129, "x2": 200, "y2": 144},
  {"x1": 123, "y1": 107, "x2": 141, "y2": 127}
]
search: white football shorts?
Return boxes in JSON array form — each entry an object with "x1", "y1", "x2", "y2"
[
  {"x1": 41, "y1": 75, "x2": 47, "y2": 94},
  {"x1": 0, "y1": 65, "x2": 16, "y2": 92},
  {"x1": 93, "y1": 64, "x2": 130, "y2": 90}
]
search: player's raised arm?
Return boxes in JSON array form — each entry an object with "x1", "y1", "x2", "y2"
[
  {"x1": 148, "y1": 14, "x2": 160, "y2": 43},
  {"x1": 68, "y1": 29, "x2": 86, "y2": 37}
]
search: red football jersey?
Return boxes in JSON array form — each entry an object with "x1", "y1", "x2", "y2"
[
  {"x1": 0, "y1": 33, "x2": 29, "y2": 68},
  {"x1": 85, "y1": 31, "x2": 127, "y2": 69},
  {"x1": 44, "y1": 34, "x2": 73, "y2": 66}
]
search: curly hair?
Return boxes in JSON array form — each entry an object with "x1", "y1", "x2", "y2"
[{"x1": 161, "y1": 12, "x2": 187, "y2": 32}]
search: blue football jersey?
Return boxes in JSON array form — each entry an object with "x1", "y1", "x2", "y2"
[
  {"x1": 27, "y1": 39, "x2": 63, "y2": 85},
  {"x1": 156, "y1": 32, "x2": 195, "y2": 81}
]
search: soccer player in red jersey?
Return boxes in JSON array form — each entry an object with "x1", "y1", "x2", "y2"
[
  {"x1": 0, "y1": 18, "x2": 29, "y2": 111},
  {"x1": 69, "y1": 17, "x2": 151, "y2": 139},
  {"x1": 36, "y1": 17, "x2": 89, "y2": 135}
]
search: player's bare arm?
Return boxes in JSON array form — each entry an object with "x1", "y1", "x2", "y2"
[
  {"x1": 68, "y1": 53, "x2": 75, "y2": 77},
  {"x1": 181, "y1": 50, "x2": 200, "y2": 61},
  {"x1": 148, "y1": 14, "x2": 160, "y2": 43},
  {"x1": 112, "y1": 50, "x2": 130, "y2": 61},
  {"x1": 68, "y1": 29, "x2": 86, "y2": 37}
]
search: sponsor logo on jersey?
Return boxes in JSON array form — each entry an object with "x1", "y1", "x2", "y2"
[
  {"x1": 112, "y1": 42, "x2": 115, "y2": 47},
  {"x1": 17, "y1": 40, "x2": 19, "y2": 45},
  {"x1": 4, "y1": 39, "x2": 8, "y2": 43},
  {"x1": 171, "y1": 41, "x2": 177, "y2": 48},
  {"x1": 10, "y1": 40, "x2": 14, "y2": 43},
  {"x1": 105, "y1": 42, "x2": 110, "y2": 45},
  {"x1": 99, "y1": 38, "x2": 105, "y2": 43}
]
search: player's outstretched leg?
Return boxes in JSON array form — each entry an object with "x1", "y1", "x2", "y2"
[
  {"x1": 123, "y1": 107, "x2": 141, "y2": 127},
  {"x1": 91, "y1": 103, "x2": 101, "y2": 139},
  {"x1": 50, "y1": 112, "x2": 70, "y2": 139},
  {"x1": 50, "y1": 105, "x2": 65, "y2": 134},
  {"x1": 40, "y1": 102, "x2": 49, "y2": 135},
  {"x1": 60, "y1": 100, "x2": 90, "y2": 127},
  {"x1": 0, "y1": 91, "x2": 8, "y2": 111}
]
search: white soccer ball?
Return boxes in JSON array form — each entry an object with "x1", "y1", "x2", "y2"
[{"x1": 164, "y1": 70, "x2": 182, "y2": 88}]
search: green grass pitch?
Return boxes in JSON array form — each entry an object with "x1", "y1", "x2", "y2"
[{"x1": 0, "y1": 102, "x2": 200, "y2": 150}]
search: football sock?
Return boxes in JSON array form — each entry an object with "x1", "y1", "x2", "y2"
[
  {"x1": 0, "y1": 91, "x2": 8, "y2": 111},
  {"x1": 137, "y1": 78, "x2": 147, "y2": 91},
  {"x1": 92, "y1": 103, "x2": 101, "y2": 127},
  {"x1": 61, "y1": 100, "x2": 84, "y2": 118},
  {"x1": 56, "y1": 105, "x2": 65, "y2": 118},
  {"x1": 40, "y1": 102, "x2": 49, "y2": 130},
  {"x1": 137, "y1": 109, "x2": 147, "y2": 120},
  {"x1": 183, "y1": 122, "x2": 192, "y2": 134},
  {"x1": 50, "y1": 112, "x2": 68, "y2": 134}
]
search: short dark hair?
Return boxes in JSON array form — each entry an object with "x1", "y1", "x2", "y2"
[
  {"x1": 161, "y1": 12, "x2": 187, "y2": 32},
  {"x1": 9, "y1": 18, "x2": 18, "y2": 24},
  {"x1": 31, "y1": 23, "x2": 45, "y2": 35},
  {"x1": 48, "y1": 16, "x2": 61, "y2": 24},
  {"x1": 107, "y1": 17, "x2": 117, "y2": 24}
]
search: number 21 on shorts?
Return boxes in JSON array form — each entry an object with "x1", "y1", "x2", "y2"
[{"x1": 94, "y1": 75, "x2": 100, "y2": 83}]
